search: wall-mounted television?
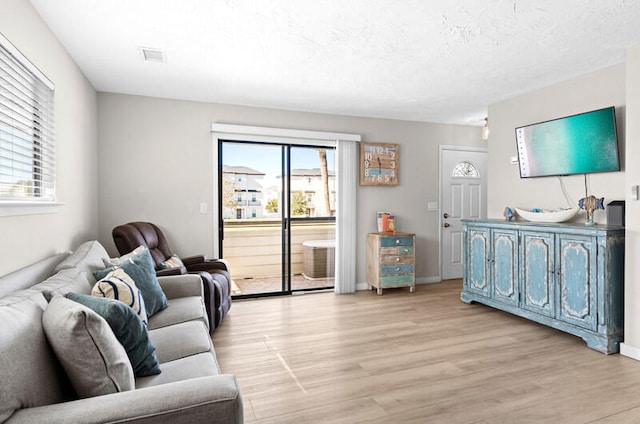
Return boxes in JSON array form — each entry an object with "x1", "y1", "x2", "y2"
[{"x1": 515, "y1": 106, "x2": 619, "y2": 178}]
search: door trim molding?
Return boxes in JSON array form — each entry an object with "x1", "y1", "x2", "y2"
[
  {"x1": 211, "y1": 123, "x2": 361, "y2": 146},
  {"x1": 439, "y1": 145, "x2": 488, "y2": 280}
]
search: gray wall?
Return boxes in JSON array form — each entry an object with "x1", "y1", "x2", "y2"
[
  {"x1": 97, "y1": 93, "x2": 483, "y2": 285},
  {"x1": 487, "y1": 61, "x2": 640, "y2": 358},
  {"x1": 487, "y1": 64, "x2": 626, "y2": 222},
  {"x1": 0, "y1": 0, "x2": 98, "y2": 275},
  {"x1": 623, "y1": 44, "x2": 640, "y2": 354}
]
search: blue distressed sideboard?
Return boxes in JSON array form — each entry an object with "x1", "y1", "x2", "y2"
[{"x1": 461, "y1": 220, "x2": 624, "y2": 354}]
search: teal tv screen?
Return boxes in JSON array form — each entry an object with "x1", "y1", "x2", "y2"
[{"x1": 515, "y1": 107, "x2": 619, "y2": 178}]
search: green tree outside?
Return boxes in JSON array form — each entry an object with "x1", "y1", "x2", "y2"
[{"x1": 291, "y1": 192, "x2": 308, "y2": 216}]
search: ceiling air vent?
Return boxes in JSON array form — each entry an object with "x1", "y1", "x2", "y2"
[{"x1": 138, "y1": 47, "x2": 166, "y2": 64}]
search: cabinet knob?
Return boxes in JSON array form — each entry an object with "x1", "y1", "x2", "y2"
[
  {"x1": 395, "y1": 239, "x2": 400, "y2": 244},
  {"x1": 396, "y1": 257, "x2": 400, "y2": 262},
  {"x1": 443, "y1": 223, "x2": 450, "y2": 228},
  {"x1": 443, "y1": 213, "x2": 449, "y2": 218}
]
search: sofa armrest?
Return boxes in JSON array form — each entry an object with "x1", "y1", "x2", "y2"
[
  {"x1": 181, "y1": 255, "x2": 206, "y2": 266},
  {"x1": 7, "y1": 375, "x2": 243, "y2": 424},
  {"x1": 183, "y1": 255, "x2": 229, "y2": 272},
  {"x1": 186, "y1": 261, "x2": 228, "y2": 272},
  {"x1": 157, "y1": 274, "x2": 203, "y2": 299},
  {"x1": 156, "y1": 266, "x2": 186, "y2": 277}
]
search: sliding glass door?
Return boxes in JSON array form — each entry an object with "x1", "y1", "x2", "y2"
[{"x1": 219, "y1": 140, "x2": 335, "y2": 298}]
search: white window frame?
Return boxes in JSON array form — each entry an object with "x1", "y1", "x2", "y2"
[{"x1": 0, "y1": 32, "x2": 61, "y2": 216}]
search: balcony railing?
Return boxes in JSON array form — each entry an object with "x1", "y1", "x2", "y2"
[
  {"x1": 222, "y1": 219, "x2": 335, "y2": 280},
  {"x1": 235, "y1": 200, "x2": 262, "y2": 206}
]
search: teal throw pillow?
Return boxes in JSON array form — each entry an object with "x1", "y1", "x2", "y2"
[
  {"x1": 94, "y1": 247, "x2": 168, "y2": 317},
  {"x1": 66, "y1": 292, "x2": 161, "y2": 377}
]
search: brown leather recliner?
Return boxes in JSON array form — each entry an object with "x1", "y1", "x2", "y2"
[{"x1": 111, "y1": 221, "x2": 231, "y2": 332}]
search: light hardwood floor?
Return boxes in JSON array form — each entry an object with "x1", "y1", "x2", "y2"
[{"x1": 212, "y1": 280, "x2": 640, "y2": 423}]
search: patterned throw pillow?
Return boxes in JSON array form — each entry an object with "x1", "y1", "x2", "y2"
[
  {"x1": 94, "y1": 247, "x2": 168, "y2": 317},
  {"x1": 92, "y1": 268, "x2": 148, "y2": 326},
  {"x1": 161, "y1": 254, "x2": 184, "y2": 270}
]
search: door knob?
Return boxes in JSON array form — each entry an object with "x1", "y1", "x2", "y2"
[
  {"x1": 443, "y1": 223, "x2": 450, "y2": 228},
  {"x1": 443, "y1": 213, "x2": 449, "y2": 218}
]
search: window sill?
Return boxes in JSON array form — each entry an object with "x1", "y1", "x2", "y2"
[{"x1": 0, "y1": 201, "x2": 64, "y2": 217}]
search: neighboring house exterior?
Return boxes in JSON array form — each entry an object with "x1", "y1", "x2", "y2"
[
  {"x1": 290, "y1": 168, "x2": 336, "y2": 217},
  {"x1": 222, "y1": 165, "x2": 265, "y2": 219}
]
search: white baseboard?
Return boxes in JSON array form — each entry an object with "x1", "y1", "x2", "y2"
[
  {"x1": 416, "y1": 276, "x2": 442, "y2": 284},
  {"x1": 356, "y1": 276, "x2": 442, "y2": 291},
  {"x1": 620, "y1": 343, "x2": 640, "y2": 361}
]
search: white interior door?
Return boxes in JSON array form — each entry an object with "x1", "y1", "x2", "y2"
[{"x1": 440, "y1": 148, "x2": 488, "y2": 280}]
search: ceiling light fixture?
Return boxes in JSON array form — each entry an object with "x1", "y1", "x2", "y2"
[{"x1": 482, "y1": 117, "x2": 490, "y2": 141}]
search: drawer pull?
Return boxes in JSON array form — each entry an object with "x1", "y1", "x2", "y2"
[
  {"x1": 396, "y1": 257, "x2": 400, "y2": 262},
  {"x1": 395, "y1": 239, "x2": 400, "y2": 244},
  {"x1": 395, "y1": 267, "x2": 401, "y2": 272}
]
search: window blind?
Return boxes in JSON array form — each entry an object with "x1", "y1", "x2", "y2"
[{"x1": 0, "y1": 33, "x2": 55, "y2": 202}]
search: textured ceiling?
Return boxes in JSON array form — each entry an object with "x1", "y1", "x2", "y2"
[{"x1": 28, "y1": 0, "x2": 640, "y2": 125}]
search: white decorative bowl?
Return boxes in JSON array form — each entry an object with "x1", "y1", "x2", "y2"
[{"x1": 515, "y1": 207, "x2": 580, "y2": 223}]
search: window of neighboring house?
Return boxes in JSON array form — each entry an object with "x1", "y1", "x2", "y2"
[
  {"x1": 251, "y1": 209, "x2": 256, "y2": 218},
  {"x1": 0, "y1": 33, "x2": 56, "y2": 206},
  {"x1": 237, "y1": 194, "x2": 242, "y2": 203},
  {"x1": 251, "y1": 194, "x2": 256, "y2": 202}
]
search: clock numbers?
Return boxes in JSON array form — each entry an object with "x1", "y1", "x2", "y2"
[{"x1": 360, "y1": 142, "x2": 399, "y2": 186}]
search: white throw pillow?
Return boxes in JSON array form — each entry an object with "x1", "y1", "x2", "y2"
[{"x1": 103, "y1": 245, "x2": 146, "y2": 267}]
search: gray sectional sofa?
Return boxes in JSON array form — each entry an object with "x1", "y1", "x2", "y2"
[{"x1": 0, "y1": 240, "x2": 242, "y2": 423}]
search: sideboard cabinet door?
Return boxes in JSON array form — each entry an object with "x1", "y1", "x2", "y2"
[
  {"x1": 521, "y1": 231, "x2": 555, "y2": 318},
  {"x1": 492, "y1": 229, "x2": 519, "y2": 307},
  {"x1": 466, "y1": 227, "x2": 491, "y2": 297},
  {"x1": 556, "y1": 234, "x2": 597, "y2": 330}
]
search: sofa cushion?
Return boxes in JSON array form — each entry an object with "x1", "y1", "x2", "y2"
[
  {"x1": 94, "y1": 247, "x2": 168, "y2": 317},
  {"x1": 0, "y1": 293, "x2": 72, "y2": 423},
  {"x1": 0, "y1": 251, "x2": 71, "y2": 298},
  {"x1": 148, "y1": 296, "x2": 205, "y2": 330},
  {"x1": 92, "y1": 268, "x2": 148, "y2": 325},
  {"x1": 42, "y1": 295, "x2": 135, "y2": 398},
  {"x1": 149, "y1": 320, "x2": 213, "y2": 363},
  {"x1": 135, "y1": 353, "x2": 220, "y2": 389},
  {"x1": 67, "y1": 293, "x2": 160, "y2": 377},
  {"x1": 54, "y1": 240, "x2": 109, "y2": 275},
  {"x1": 32, "y1": 267, "x2": 93, "y2": 300}
]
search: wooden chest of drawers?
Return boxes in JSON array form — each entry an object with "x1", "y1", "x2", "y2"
[{"x1": 366, "y1": 232, "x2": 416, "y2": 295}]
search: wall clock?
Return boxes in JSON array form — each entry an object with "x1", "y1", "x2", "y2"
[{"x1": 360, "y1": 142, "x2": 399, "y2": 186}]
